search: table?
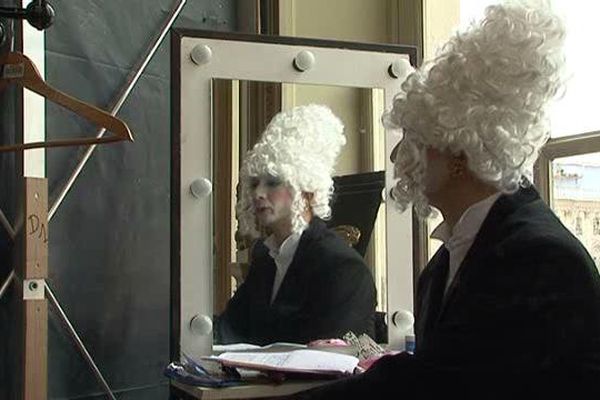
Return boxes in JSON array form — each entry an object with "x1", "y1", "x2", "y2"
[{"x1": 170, "y1": 379, "x2": 330, "y2": 399}]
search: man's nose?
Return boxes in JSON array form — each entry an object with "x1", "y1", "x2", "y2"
[{"x1": 253, "y1": 182, "x2": 267, "y2": 198}]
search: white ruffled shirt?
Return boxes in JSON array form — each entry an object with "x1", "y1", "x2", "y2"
[
  {"x1": 431, "y1": 192, "x2": 502, "y2": 293},
  {"x1": 264, "y1": 229, "x2": 305, "y2": 303}
]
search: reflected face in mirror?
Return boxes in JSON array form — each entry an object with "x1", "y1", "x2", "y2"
[{"x1": 250, "y1": 175, "x2": 293, "y2": 228}]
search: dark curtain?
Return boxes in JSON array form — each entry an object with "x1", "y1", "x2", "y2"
[
  {"x1": 0, "y1": 2, "x2": 22, "y2": 398},
  {"x1": 1, "y1": 1, "x2": 237, "y2": 399}
]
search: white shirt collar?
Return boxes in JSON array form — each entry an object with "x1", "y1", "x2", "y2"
[
  {"x1": 264, "y1": 228, "x2": 306, "y2": 303},
  {"x1": 431, "y1": 192, "x2": 502, "y2": 248},
  {"x1": 264, "y1": 231, "x2": 303, "y2": 267},
  {"x1": 430, "y1": 192, "x2": 502, "y2": 292}
]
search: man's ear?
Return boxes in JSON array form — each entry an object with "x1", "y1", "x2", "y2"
[
  {"x1": 301, "y1": 192, "x2": 315, "y2": 209},
  {"x1": 450, "y1": 153, "x2": 468, "y2": 179},
  {"x1": 301, "y1": 192, "x2": 315, "y2": 219},
  {"x1": 302, "y1": 192, "x2": 314, "y2": 202}
]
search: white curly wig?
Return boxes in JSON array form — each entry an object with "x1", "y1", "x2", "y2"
[
  {"x1": 383, "y1": 0, "x2": 566, "y2": 217},
  {"x1": 237, "y1": 104, "x2": 346, "y2": 238}
]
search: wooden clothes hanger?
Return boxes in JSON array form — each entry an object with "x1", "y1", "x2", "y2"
[{"x1": 0, "y1": 51, "x2": 134, "y2": 152}]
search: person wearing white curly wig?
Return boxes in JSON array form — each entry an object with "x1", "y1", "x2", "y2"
[
  {"x1": 292, "y1": 2, "x2": 600, "y2": 399},
  {"x1": 216, "y1": 104, "x2": 376, "y2": 346}
]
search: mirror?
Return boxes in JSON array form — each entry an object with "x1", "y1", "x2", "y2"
[
  {"x1": 211, "y1": 80, "x2": 388, "y2": 346},
  {"x1": 172, "y1": 30, "x2": 416, "y2": 358}
]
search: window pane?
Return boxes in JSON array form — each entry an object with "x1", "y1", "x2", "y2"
[
  {"x1": 549, "y1": 3, "x2": 600, "y2": 137},
  {"x1": 552, "y1": 153, "x2": 600, "y2": 268}
]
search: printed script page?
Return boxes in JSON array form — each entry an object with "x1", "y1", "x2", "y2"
[{"x1": 217, "y1": 349, "x2": 359, "y2": 374}]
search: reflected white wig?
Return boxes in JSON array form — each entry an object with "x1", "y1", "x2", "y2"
[
  {"x1": 383, "y1": 0, "x2": 566, "y2": 217},
  {"x1": 237, "y1": 104, "x2": 346, "y2": 238}
]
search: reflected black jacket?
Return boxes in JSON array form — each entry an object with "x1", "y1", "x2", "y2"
[
  {"x1": 217, "y1": 217, "x2": 376, "y2": 345},
  {"x1": 293, "y1": 186, "x2": 600, "y2": 399}
]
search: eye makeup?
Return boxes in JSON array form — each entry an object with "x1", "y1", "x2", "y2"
[{"x1": 249, "y1": 175, "x2": 284, "y2": 190}]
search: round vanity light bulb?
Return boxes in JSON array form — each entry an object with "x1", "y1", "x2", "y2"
[
  {"x1": 391, "y1": 309, "x2": 415, "y2": 333},
  {"x1": 190, "y1": 314, "x2": 213, "y2": 336},
  {"x1": 388, "y1": 58, "x2": 413, "y2": 79},
  {"x1": 190, "y1": 44, "x2": 213, "y2": 66},
  {"x1": 293, "y1": 50, "x2": 316, "y2": 72},
  {"x1": 190, "y1": 178, "x2": 213, "y2": 199}
]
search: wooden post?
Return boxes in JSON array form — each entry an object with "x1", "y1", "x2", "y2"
[
  {"x1": 213, "y1": 79, "x2": 234, "y2": 315},
  {"x1": 18, "y1": 177, "x2": 48, "y2": 400}
]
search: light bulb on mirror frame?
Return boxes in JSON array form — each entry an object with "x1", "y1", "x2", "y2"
[
  {"x1": 391, "y1": 309, "x2": 415, "y2": 333},
  {"x1": 189, "y1": 314, "x2": 213, "y2": 336}
]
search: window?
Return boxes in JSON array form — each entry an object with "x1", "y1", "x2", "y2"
[
  {"x1": 535, "y1": 1, "x2": 600, "y2": 270},
  {"x1": 551, "y1": 154, "x2": 600, "y2": 259}
]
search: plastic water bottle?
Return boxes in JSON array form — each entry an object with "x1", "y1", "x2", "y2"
[{"x1": 405, "y1": 333, "x2": 415, "y2": 354}]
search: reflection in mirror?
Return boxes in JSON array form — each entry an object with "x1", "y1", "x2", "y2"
[{"x1": 211, "y1": 79, "x2": 388, "y2": 346}]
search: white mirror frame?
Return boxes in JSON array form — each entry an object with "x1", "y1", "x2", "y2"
[
  {"x1": 23, "y1": 14, "x2": 46, "y2": 178},
  {"x1": 172, "y1": 30, "x2": 417, "y2": 359}
]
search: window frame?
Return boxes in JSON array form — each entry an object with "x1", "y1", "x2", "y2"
[{"x1": 534, "y1": 130, "x2": 600, "y2": 207}]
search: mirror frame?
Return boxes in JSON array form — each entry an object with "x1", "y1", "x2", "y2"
[{"x1": 171, "y1": 29, "x2": 417, "y2": 360}]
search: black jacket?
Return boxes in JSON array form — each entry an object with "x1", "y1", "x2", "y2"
[
  {"x1": 217, "y1": 217, "x2": 376, "y2": 345},
  {"x1": 293, "y1": 186, "x2": 600, "y2": 399}
]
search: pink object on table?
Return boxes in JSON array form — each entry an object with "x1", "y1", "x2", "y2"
[
  {"x1": 307, "y1": 339, "x2": 349, "y2": 347},
  {"x1": 357, "y1": 351, "x2": 402, "y2": 371}
]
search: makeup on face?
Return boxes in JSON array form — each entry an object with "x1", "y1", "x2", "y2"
[{"x1": 250, "y1": 175, "x2": 293, "y2": 227}]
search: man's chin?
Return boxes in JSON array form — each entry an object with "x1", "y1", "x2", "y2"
[{"x1": 256, "y1": 215, "x2": 275, "y2": 227}]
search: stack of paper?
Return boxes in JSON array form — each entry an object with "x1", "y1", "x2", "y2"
[
  {"x1": 214, "y1": 349, "x2": 359, "y2": 377},
  {"x1": 213, "y1": 342, "x2": 307, "y2": 354}
]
